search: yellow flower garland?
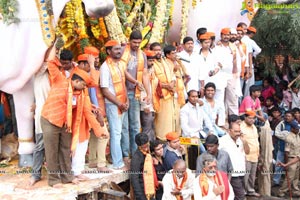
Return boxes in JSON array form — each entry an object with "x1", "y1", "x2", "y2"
[
  {"x1": 104, "y1": 7, "x2": 127, "y2": 43},
  {"x1": 149, "y1": 0, "x2": 167, "y2": 43},
  {"x1": 74, "y1": 0, "x2": 88, "y2": 39},
  {"x1": 180, "y1": 0, "x2": 189, "y2": 43}
]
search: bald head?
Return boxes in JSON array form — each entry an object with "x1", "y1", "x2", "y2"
[
  {"x1": 173, "y1": 159, "x2": 186, "y2": 169},
  {"x1": 173, "y1": 159, "x2": 186, "y2": 178}
]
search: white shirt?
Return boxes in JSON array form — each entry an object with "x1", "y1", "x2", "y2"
[
  {"x1": 292, "y1": 91, "x2": 300, "y2": 109},
  {"x1": 202, "y1": 97, "x2": 225, "y2": 127},
  {"x1": 34, "y1": 62, "x2": 50, "y2": 133},
  {"x1": 177, "y1": 50, "x2": 201, "y2": 92},
  {"x1": 100, "y1": 61, "x2": 122, "y2": 104},
  {"x1": 197, "y1": 49, "x2": 217, "y2": 86},
  {"x1": 162, "y1": 169, "x2": 195, "y2": 200},
  {"x1": 193, "y1": 40, "x2": 202, "y2": 54},
  {"x1": 219, "y1": 134, "x2": 246, "y2": 177},
  {"x1": 180, "y1": 102, "x2": 214, "y2": 138},
  {"x1": 213, "y1": 44, "x2": 235, "y2": 76},
  {"x1": 193, "y1": 174, "x2": 234, "y2": 200},
  {"x1": 242, "y1": 35, "x2": 261, "y2": 58}
]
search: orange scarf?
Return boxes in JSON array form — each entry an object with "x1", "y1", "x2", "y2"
[
  {"x1": 66, "y1": 81, "x2": 73, "y2": 133},
  {"x1": 199, "y1": 171, "x2": 230, "y2": 200},
  {"x1": 122, "y1": 45, "x2": 144, "y2": 100},
  {"x1": 149, "y1": 70, "x2": 160, "y2": 112},
  {"x1": 165, "y1": 59, "x2": 185, "y2": 106},
  {"x1": 139, "y1": 146, "x2": 159, "y2": 199},
  {"x1": 172, "y1": 171, "x2": 188, "y2": 200},
  {"x1": 106, "y1": 57, "x2": 127, "y2": 114},
  {"x1": 153, "y1": 59, "x2": 173, "y2": 100}
]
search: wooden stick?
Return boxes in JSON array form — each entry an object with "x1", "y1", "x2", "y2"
[{"x1": 288, "y1": 73, "x2": 300, "y2": 88}]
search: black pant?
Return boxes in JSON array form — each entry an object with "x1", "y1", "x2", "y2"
[
  {"x1": 187, "y1": 145, "x2": 199, "y2": 170},
  {"x1": 231, "y1": 176, "x2": 246, "y2": 200}
]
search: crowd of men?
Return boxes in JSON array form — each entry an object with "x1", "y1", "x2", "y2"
[{"x1": 1, "y1": 20, "x2": 300, "y2": 199}]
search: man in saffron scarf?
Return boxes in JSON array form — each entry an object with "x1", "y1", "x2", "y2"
[
  {"x1": 100, "y1": 40, "x2": 129, "y2": 170},
  {"x1": 162, "y1": 159, "x2": 194, "y2": 200},
  {"x1": 41, "y1": 44, "x2": 106, "y2": 187},
  {"x1": 194, "y1": 154, "x2": 234, "y2": 200},
  {"x1": 130, "y1": 133, "x2": 158, "y2": 200},
  {"x1": 150, "y1": 43, "x2": 179, "y2": 140},
  {"x1": 121, "y1": 30, "x2": 151, "y2": 159}
]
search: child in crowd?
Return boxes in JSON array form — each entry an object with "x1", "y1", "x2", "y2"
[{"x1": 261, "y1": 78, "x2": 275, "y2": 104}]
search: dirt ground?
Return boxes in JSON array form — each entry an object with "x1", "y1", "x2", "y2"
[{"x1": 0, "y1": 157, "x2": 129, "y2": 200}]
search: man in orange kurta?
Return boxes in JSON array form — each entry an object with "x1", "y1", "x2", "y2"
[
  {"x1": 70, "y1": 53, "x2": 109, "y2": 180},
  {"x1": 77, "y1": 48, "x2": 111, "y2": 173},
  {"x1": 41, "y1": 46, "x2": 107, "y2": 187}
]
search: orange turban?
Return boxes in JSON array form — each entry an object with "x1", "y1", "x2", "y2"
[
  {"x1": 221, "y1": 28, "x2": 230, "y2": 35},
  {"x1": 206, "y1": 32, "x2": 215, "y2": 37},
  {"x1": 247, "y1": 26, "x2": 257, "y2": 33},
  {"x1": 84, "y1": 46, "x2": 99, "y2": 57},
  {"x1": 73, "y1": 68, "x2": 92, "y2": 85},
  {"x1": 77, "y1": 54, "x2": 89, "y2": 62},
  {"x1": 199, "y1": 33, "x2": 211, "y2": 40},
  {"x1": 144, "y1": 50, "x2": 156, "y2": 59},
  {"x1": 245, "y1": 110, "x2": 256, "y2": 117},
  {"x1": 236, "y1": 27, "x2": 244, "y2": 31},
  {"x1": 105, "y1": 40, "x2": 120, "y2": 47},
  {"x1": 166, "y1": 132, "x2": 179, "y2": 141}
]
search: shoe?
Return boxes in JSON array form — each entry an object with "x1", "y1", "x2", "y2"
[
  {"x1": 97, "y1": 166, "x2": 113, "y2": 173},
  {"x1": 247, "y1": 192, "x2": 261, "y2": 197},
  {"x1": 278, "y1": 193, "x2": 285, "y2": 197},
  {"x1": 293, "y1": 191, "x2": 300, "y2": 197},
  {"x1": 88, "y1": 163, "x2": 97, "y2": 168}
]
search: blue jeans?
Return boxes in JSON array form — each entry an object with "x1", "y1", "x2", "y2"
[
  {"x1": 122, "y1": 92, "x2": 141, "y2": 157},
  {"x1": 273, "y1": 150, "x2": 285, "y2": 185},
  {"x1": 106, "y1": 103, "x2": 126, "y2": 168},
  {"x1": 204, "y1": 126, "x2": 226, "y2": 137}
]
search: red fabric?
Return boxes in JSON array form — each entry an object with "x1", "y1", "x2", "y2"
[
  {"x1": 215, "y1": 171, "x2": 230, "y2": 200},
  {"x1": 261, "y1": 86, "x2": 275, "y2": 102}
]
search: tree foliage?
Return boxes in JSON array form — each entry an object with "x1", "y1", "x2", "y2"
[{"x1": 251, "y1": 0, "x2": 300, "y2": 77}]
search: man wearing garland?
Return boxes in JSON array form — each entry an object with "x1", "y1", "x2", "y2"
[
  {"x1": 194, "y1": 154, "x2": 234, "y2": 200},
  {"x1": 121, "y1": 30, "x2": 151, "y2": 159},
  {"x1": 100, "y1": 40, "x2": 129, "y2": 170},
  {"x1": 84, "y1": 46, "x2": 111, "y2": 172},
  {"x1": 150, "y1": 42, "x2": 177, "y2": 140},
  {"x1": 162, "y1": 159, "x2": 194, "y2": 200}
]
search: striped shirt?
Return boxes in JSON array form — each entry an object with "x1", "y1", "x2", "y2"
[{"x1": 42, "y1": 58, "x2": 69, "y2": 128}]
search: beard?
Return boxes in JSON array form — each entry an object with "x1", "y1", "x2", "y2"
[{"x1": 229, "y1": 38, "x2": 237, "y2": 43}]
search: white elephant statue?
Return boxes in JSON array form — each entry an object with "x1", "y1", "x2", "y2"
[{"x1": 0, "y1": 0, "x2": 114, "y2": 167}]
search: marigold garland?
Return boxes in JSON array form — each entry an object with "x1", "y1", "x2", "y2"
[{"x1": 99, "y1": 17, "x2": 108, "y2": 39}]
